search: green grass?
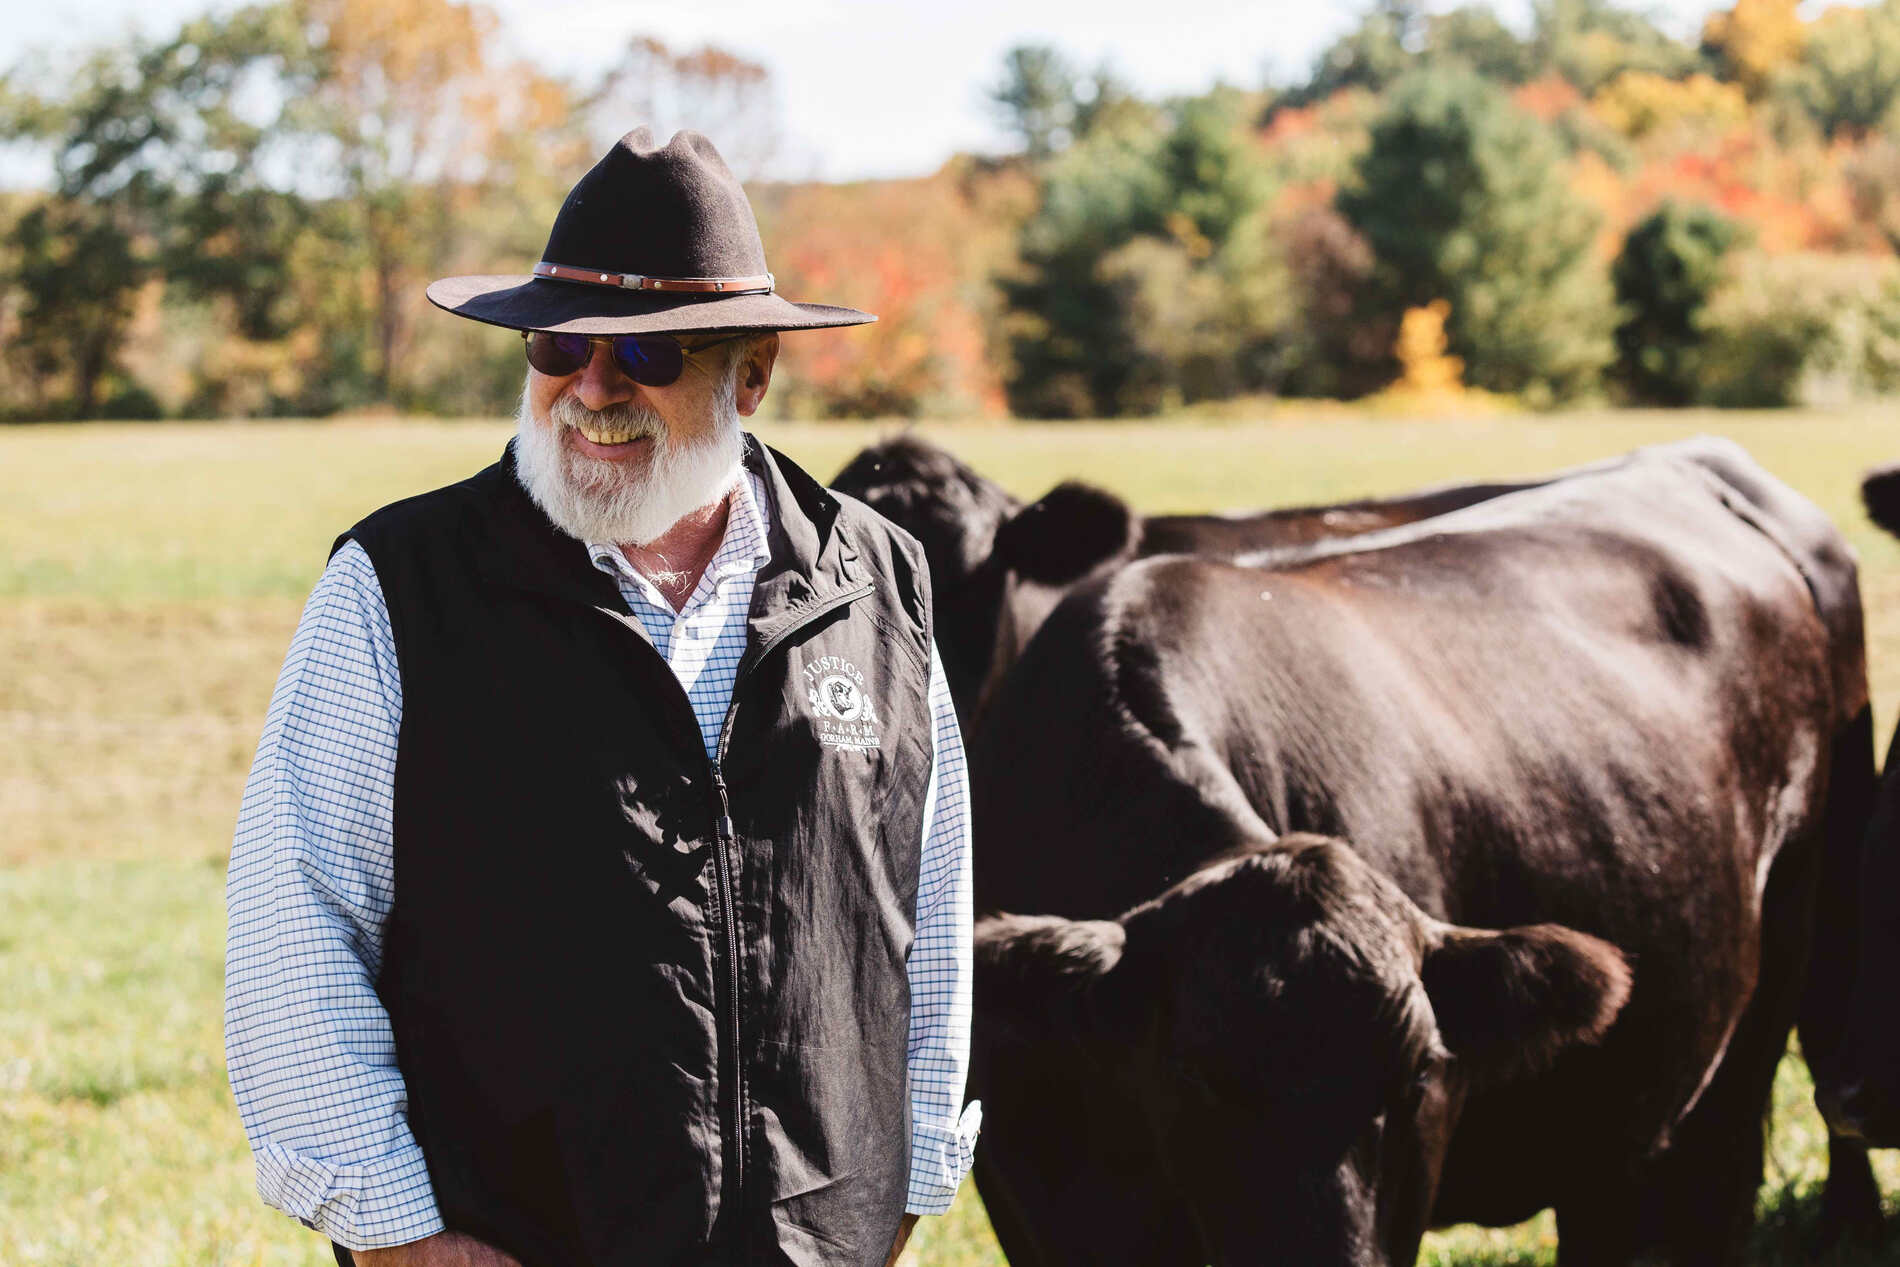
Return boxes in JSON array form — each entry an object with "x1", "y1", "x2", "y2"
[{"x1": 8, "y1": 408, "x2": 1900, "y2": 1263}]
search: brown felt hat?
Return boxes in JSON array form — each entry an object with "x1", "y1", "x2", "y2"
[{"x1": 426, "y1": 128, "x2": 876, "y2": 336}]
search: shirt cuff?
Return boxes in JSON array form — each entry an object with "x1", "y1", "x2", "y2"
[
  {"x1": 254, "y1": 1139, "x2": 446, "y2": 1250},
  {"x1": 904, "y1": 1100, "x2": 983, "y2": 1216}
]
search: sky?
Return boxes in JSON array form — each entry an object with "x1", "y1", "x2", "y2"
[{"x1": 3, "y1": 0, "x2": 1748, "y2": 183}]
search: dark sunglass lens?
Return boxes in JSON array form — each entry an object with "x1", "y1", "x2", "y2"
[
  {"x1": 524, "y1": 331, "x2": 592, "y2": 376},
  {"x1": 611, "y1": 336, "x2": 684, "y2": 386}
]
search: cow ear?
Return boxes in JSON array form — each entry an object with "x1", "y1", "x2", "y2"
[
  {"x1": 974, "y1": 914, "x2": 1126, "y2": 1043},
  {"x1": 992, "y1": 482, "x2": 1139, "y2": 586},
  {"x1": 1420, "y1": 923, "x2": 1632, "y2": 1079}
]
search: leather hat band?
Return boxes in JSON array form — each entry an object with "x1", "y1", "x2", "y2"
[{"x1": 534, "y1": 261, "x2": 775, "y2": 295}]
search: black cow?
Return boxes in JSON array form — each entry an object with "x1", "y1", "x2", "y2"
[
  {"x1": 830, "y1": 435, "x2": 1539, "y2": 723},
  {"x1": 978, "y1": 839, "x2": 1630, "y2": 1266},
  {"x1": 1818, "y1": 465, "x2": 1900, "y2": 1150},
  {"x1": 967, "y1": 439, "x2": 1875, "y2": 1265}
]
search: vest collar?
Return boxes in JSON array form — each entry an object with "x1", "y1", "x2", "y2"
[{"x1": 476, "y1": 433, "x2": 863, "y2": 623}]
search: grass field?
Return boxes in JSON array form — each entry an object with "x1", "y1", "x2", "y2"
[{"x1": 7, "y1": 409, "x2": 1900, "y2": 1265}]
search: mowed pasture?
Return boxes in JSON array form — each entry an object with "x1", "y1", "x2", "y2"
[{"x1": 6, "y1": 410, "x2": 1900, "y2": 1266}]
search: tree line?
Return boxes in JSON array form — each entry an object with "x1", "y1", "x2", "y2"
[
  {"x1": 0, "y1": 0, "x2": 780, "y2": 420},
  {"x1": 993, "y1": 0, "x2": 1900, "y2": 415},
  {"x1": 7, "y1": 0, "x2": 1900, "y2": 420}
]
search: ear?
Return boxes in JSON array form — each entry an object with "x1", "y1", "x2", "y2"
[
  {"x1": 1863, "y1": 462, "x2": 1900, "y2": 539},
  {"x1": 974, "y1": 913, "x2": 1126, "y2": 1043},
  {"x1": 734, "y1": 333, "x2": 779, "y2": 416},
  {"x1": 1421, "y1": 923, "x2": 1632, "y2": 1079},
  {"x1": 991, "y1": 482, "x2": 1140, "y2": 586}
]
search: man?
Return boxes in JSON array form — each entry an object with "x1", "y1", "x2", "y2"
[{"x1": 224, "y1": 128, "x2": 980, "y2": 1267}]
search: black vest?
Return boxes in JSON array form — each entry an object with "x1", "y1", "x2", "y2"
[{"x1": 334, "y1": 438, "x2": 935, "y2": 1267}]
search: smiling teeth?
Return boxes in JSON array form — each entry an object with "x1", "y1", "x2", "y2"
[{"x1": 575, "y1": 420, "x2": 651, "y2": 444}]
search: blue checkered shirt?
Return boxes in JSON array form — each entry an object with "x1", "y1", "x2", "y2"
[{"x1": 224, "y1": 461, "x2": 980, "y2": 1251}]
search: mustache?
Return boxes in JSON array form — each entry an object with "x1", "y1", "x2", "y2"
[{"x1": 548, "y1": 392, "x2": 665, "y2": 439}]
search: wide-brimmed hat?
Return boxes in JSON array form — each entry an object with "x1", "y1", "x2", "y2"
[{"x1": 425, "y1": 128, "x2": 876, "y2": 336}]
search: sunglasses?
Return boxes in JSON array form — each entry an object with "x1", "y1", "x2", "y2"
[{"x1": 521, "y1": 330, "x2": 746, "y2": 386}]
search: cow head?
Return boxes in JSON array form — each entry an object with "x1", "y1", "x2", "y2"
[
  {"x1": 975, "y1": 837, "x2": 1632, "y2": 1267},
  {"x1": 833, "y1": 437, "x2": 1139, "y2": 719}
]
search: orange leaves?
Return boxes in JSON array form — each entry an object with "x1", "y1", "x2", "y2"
[
  {"x1": 761, "y1": 161, "x2": 1029, "y2": 417},
  {"x1": 300, "y1": 0, "x2": 495, "y2": 117},
  {"x1": 1631, "y1": 132, "x2": 1849, "y2": 251},
  {"x1": 1512, "y1": 75, "x2": 1584, "y2": 122},
  {"x1": 1563, "y1": 106, "x2": 1861, "y2": 259}
]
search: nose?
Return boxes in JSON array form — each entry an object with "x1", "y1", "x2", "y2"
[{"x1": 572, "y1": 342, "x2": 639, "y2": 413}]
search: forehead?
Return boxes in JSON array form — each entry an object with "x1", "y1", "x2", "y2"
[{"x1": 1156, "y1": 849, "x2": 1436, "y2": 1045}]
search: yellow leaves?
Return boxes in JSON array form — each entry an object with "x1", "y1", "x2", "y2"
[
  {"x1": 295, "y1": 0, "x2": 519, "y2": 188},
  {"x1": 1363, "y1": 298, "x2": 1515, "y2": 416},
  {"x1": 1702, "y1": 0, "x2": 1806, "y2": 98},
  {"x1": 1396, "y1": 299, "x2": 1464, "y2": 395},
  {"x1": 670, "y1": 46, "x2": 769, "y2": 86},
  {"x1": 1164, "y1": 211, "x2": 1214, "y2": 261},
  {"x1": 1590, "y1": 71, "x2": 1750, "y2": 141},
  {"x1": 300, "y1": 0, "x2": 493, "y2": 88}
]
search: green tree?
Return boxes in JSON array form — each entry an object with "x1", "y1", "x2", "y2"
[
  {"x1": 1336, "y1": 67, "x2": 1615, "y2": 402},
  {"x1": 1000, "y1": 90, "x2": 1282, "y2": 416},
  {"x1": 1529, "y1": 0, "x2": 1696, "y2": 93},
  {"x1": 1070, "y1": 66, "x2": 1145, "y2": 142},
  {"x1": 990, "y1": 45, "x2": 1080, "y2": 161},
  {"x1": 1611, "y1": 202, "x2": 1741, "y2": 405},
  {"x1": 0, "y1": 3, "x2": 316, "y2": 416},
  {"x1": 4, "y1": 199, "x2": 148, "y2": 418},
  {"x1": 1697, "y1": 251, "x2": 1900, "y2": 405},
  {"x1": 1286, "y1": 0, "x2": 1422, "y2": 108},
  {"x1": 1425, "y1": 7, "x2": 1540, "y2": 84},
  {"x1": 290, "y1": 0, "x2": 503, "y2": 403},
  {"x1": 999, "y1": 111, "x2": 1167, "y2": 416},
  {"x1": 1776, "y1": 0, "x2": 1900, "y2": 139},
  {"x1": 988, "y1": 44, "x2": 1137, "y2": 161},
  {"x1": 1847, "y1": 138, "x2": 1900, "y2": 255}
]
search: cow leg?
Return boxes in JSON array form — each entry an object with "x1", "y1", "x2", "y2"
[
  {"x1": 1652, "y1": 1093, "x2": 1770, "y2": 1267},
  {"x1": 1653, "y1": 819, "x2": 1841, "y2": 1266},
  {"x1": 1552, "y1": 1082, "x2": 1766, "y2": 1267},
  {"x1": 1801, "y1": 707, "x2": 1886, "y2": 1248},
  {"x1": 1815, "y1": 1135, "x2": 1884, "y2": 1250},
  {"x1": 1553, "y1": 1186, "x2": 1650, "y2": 1267}
]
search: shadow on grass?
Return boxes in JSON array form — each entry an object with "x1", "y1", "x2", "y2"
[{"x1": 1749, "y1": 1180, "x2": 1893, "y2": 1267}]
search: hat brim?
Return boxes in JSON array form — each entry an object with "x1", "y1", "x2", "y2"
[{"x1": 425, "y1": 274, "x2": 876, "y2": 335}]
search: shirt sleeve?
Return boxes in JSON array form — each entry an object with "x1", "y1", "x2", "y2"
[
  {"x1": 903, "y1": 642, "x2": 983, "y2": 1215},
  {"x1": 223, "y1": 540, "x2": 446, "y2": 1250}
]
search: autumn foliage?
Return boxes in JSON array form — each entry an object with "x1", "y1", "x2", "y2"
[
  {"x1": 11, "y1": 0, "x2": 1900, "y2": 418},
  {"x1": 754, "y1": 160, "x2": 1031, "y2": 418}
]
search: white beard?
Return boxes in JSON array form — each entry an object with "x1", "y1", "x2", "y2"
[{"x1": 512, "y1": 365, "x2": 745, "y2": 546}]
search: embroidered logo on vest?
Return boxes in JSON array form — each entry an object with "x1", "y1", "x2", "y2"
[{"x1": 803, "y1": 655, "x2": 883, "y2": 753}]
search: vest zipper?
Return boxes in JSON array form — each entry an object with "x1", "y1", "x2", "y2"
[
  {"x1": 705, "y1": 759, "x2": 745, "y2": 1224},
  {"x1": 601, "y1": 579, "x2": 875, "y2": 1246},
  {"x1": 704, "y1": 580, "x2": 873, "y2": 1236}
]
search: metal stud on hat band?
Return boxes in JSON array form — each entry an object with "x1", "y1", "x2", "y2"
[{"x1": 534, "y1": 261, "x2": 775, "y2": 295}]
